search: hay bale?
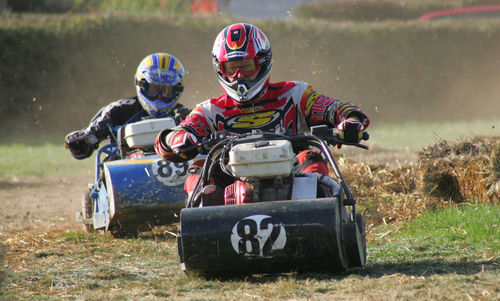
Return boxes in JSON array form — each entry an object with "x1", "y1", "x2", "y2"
[
  {"x1": 487, "y1": 144, "x2": 500, "y2": 199},
  {"x1": 421, "y1": 161, "x2": 462, "y2": 202},
  {"x1": 419, "y1": 136, "x2": 500, "y2": 203},
  {"x1": 336, "y1": 136, "x2": 499, "y2": 226},
  {"x1": 339, "y1": 158, "x2": 425, "y2": 224},
  {"x1": 492, "y1": 144, "x2": 500, "y2": 181}
]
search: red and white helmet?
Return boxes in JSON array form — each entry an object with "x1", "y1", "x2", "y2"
[{"x1": 212, "y1": 23, "x2": 272, "y2": 103}]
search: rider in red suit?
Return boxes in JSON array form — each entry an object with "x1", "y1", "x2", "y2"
[{"x1": 155, "y1": 23, "x2": 370, "y2": 203}]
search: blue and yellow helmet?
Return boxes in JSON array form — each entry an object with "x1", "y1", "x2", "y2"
[{"x1": 135, "y1": 53, "x2": 185, "y2": 117}]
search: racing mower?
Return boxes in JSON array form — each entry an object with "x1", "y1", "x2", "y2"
[
  {"x1": 75, "y1": 117, "x2": 202, "y2": 237},
  {"x1": 177, "y1": 125, "x2": 369, "y2": 276}
]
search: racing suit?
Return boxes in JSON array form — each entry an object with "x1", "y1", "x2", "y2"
[
  {"x1": 65, "y1": 96, "x2": 190, "y2": 159},
  {"x1": 155, "y1": 81, "x2": 370, "y2": 202}
]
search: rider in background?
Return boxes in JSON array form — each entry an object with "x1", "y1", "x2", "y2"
[
  {"x1": 65, "y1": 52, "x2": 190, "y2": 160},
  {"x1": 155, "y1": 23, "x2": 370, "y2": 203}
]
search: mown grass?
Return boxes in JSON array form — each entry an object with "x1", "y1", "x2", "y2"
[
  {"x1": 0, "y1": 142, "x2": 90, "y2": 178},
  {"x1": 404, "y1": 204, "x2": 499, "y2": 250},
  {"x1": 369, "y1": 119, "x2": 499, "y2": 150},
  {"x1": 2, "y1": 204, "x2": 499, "y2": 300},
  {"x1": 370, "y1": 204, "x2": 500, "y2": 262}
]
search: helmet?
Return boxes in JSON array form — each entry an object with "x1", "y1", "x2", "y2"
[
  {"x1": 212, "y1": 23, "x2": 272, "y2": 103},
  {"x1": 135, "y1": 53, "x2": 185, "y2": 117}
]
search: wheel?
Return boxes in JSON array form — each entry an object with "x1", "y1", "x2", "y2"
[
  {"x1": 82, "y1": 189, "x2": 94, "y2": 233},
  {"x1": 355, "y1": 212, "x2": 367, "y2": 265},
  {"x1": 342, "y1": 211, "x2": 367, "y2": 268}
]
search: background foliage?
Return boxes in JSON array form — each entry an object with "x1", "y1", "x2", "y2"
[
  {"x1": 1, "y1": 0, "x2": 500, "y2": 140},
  {"x1": 295, "y1": 0, "x2": 500, "y2": 21},
  {"x1": 3, "y1": 0, "x2": 190, "y2": 14}
]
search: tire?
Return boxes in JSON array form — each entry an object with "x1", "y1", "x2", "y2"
[
  {"x1": 82, "y1": 190, "x2": 94, "y2": 233},
  {"x1": 355, "y1": 212, "x2": 367, "y2": 265},
  {"x1": 343, "y1": 211, "x2": 367, "y2": 268}
]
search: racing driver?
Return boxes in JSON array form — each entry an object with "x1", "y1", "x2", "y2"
[
  {"x1": 65, "y1": 52, "x2": 190, "y2": 160},
  {"x1": 155, "y1": 23, "x2": 370, "y2": 204}
]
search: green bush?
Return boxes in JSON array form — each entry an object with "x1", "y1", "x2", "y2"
[
  {"x1": 4, "y1": 0, "x2": 190, "y2": 14},
  {"x1": 5, "y1": 0, "x2": 74, "y2": 13},
  {"x1": 1, "y1": 14, "x2": 500, "y2": 138}
]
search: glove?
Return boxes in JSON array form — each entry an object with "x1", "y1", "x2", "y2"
[
  {"x1": 155, "y1": 129, "x2": 200, "y2": 162},
  {"x1": 173, "y1": 106, "x2": 191, "y2": 123},
  {"x1": 64, "y1": 130, "x2": 98, "y2": 160},
  {"x1": 337, "y1": 118, "x2": 364, "y2": 143}
]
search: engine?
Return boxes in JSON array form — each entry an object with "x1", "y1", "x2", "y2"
[
  {"x1": 224, "y1": 139, "x2": 295, "y2": 205},
  {"x1": 224, "y1": 176, "x2": 294, "y2": 205}
]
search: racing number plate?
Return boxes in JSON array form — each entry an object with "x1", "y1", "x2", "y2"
[
  {"x1": 151, "y1": 159, "x2": 191, "y2": 186},
  {"x1": 231, "y1": 214, "x2": 287, "y2": 257}
]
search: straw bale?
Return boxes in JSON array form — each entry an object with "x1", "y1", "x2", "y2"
[
  {"x1": 337, "y1": 136, "x2": 499, "y2": 226},
  {"x1": 339, "y1": 159, "x2": 420, "y2": 198},
  {"x1": 492, "y1": 144, "x2": 500, "y2": 181},
  {"x1": 420, "y1": 157, "x2": 463, "y2": 202},
  {"x1": 419, "y1": 136, "x2": 500, "y2": 203},
  {"x1": 339, "y1": 158, "x2": 428, "y2": 225}
]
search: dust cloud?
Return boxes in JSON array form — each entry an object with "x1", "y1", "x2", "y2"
[{"x1": 3, "y1": 19, "x2": 500, "y2": 141}]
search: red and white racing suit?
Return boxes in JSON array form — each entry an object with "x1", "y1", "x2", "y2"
[{"x1": 155, "y1": 81, "x2": 370, "y2": 199}]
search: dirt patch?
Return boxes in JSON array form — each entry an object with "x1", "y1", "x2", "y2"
[
  {"x1": 340, "y1": 144, "x2": 418, "y2": 168},
  {"x1": 0, "y1": 173, "x2": 93, "y2": 236}
]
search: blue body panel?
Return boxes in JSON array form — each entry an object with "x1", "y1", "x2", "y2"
[
  {"x1": 89, "y1": 147, "x2": 204, "y2": 233},
  {"x1": 104, "y1": 154, "x2": 189, "y2": 210}
]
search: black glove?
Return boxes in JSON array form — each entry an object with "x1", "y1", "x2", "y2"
[
  {"x1": 64, "y1": 130, "x2": 97, "y2": 160},
  {"x1": 173, "y1": 106, "x2": 191, "y2": 123},
  {"x1": 336, "y1": 119, "x2": 364, "y2": 143}
]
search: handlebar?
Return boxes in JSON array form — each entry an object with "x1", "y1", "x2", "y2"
[
  {"x1": 197, "y1": 125, "x2": 369, "y2": 151},
  {"x1": 321, "y1": 128, "x2": 370, "y2": 150}
]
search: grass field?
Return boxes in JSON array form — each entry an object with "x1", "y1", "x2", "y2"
[
  {"x1": 369, "y1": 119, "x2": 500, "y2": 150},
  {"x1": 2, "y1": 204, "x2": 498, "y2": 300},
  {"x1": 0, "y1": 142, "x2": 89, "y2": 179},
  {"x1": 2, "y1": 5, "x2": 499, "y2": 299},
  {"x1": 1, "y1": 122, "x2": 499, "y2": 300}
]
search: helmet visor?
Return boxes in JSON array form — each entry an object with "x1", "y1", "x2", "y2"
[
  {"x1": 222, "y1": 58, "x2": 260, "y2": 79},
  {"x1": 142, "y1": 84, "x2": 175, "y2": 101}
]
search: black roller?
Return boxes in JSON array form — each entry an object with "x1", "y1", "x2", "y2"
[{"x1": 178, "y1": 198, "x2": 348, "y2": 276}]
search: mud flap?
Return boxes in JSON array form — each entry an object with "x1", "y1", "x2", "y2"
[{"x1": 178, "y1": 198, "x2": 348, "y2": 276}]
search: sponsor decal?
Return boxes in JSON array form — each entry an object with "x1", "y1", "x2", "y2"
[
  {"x1": 228, "y1": 111, "x2": 279, "y2": 128},
  {"x1": 310, "y1": 97, "x2": 335, "y2": 122},
  {"x1": 225, "y1": 51, "x2": 248, "y2": 59},
  {"x1": 227, "y1": 24, "x2": 246, "y2": 50},
  {"x1": 305, "y1": 91, "x2": 321, "y2": 115}
]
